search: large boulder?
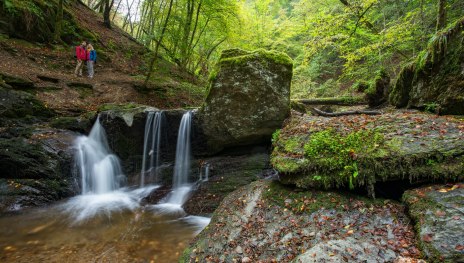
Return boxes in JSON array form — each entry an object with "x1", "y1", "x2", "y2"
[
  {"x1": 403, "y1": 184, "x2": 464, "y2": 262},
  {"x1": 199, "y1": 49, "x2": 293, "y2": 153},
  {"x1": 181, "y1": 180, "x2": 420, "y2": 262},
  {"x1": 271, "y1": 111, "x2": 464, "y2": 196},
  {"x1": 389, "y1": 18, "x2": 464, "y2": 114}
]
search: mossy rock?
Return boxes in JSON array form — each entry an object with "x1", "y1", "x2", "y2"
[
  {"x1": 0, "y1": 87, "x2": 54, "y2": 119},
  {"x1": 365, "y1": 69, "x2": 390, "y2": 107},
  {"x1": 182, "y1": 180, "x2": 420, "y2": 262},
  {"x1": 0, "y1": 0, "x2": 95, "y2": 45},
  {"x1": 0, "y1": 72, "x2": 34, "y2": 89},
  {"x1": 390, "y1": 17, "x2": 464, "y2": 115},
  {"x1": 199, "y1": 48, "x2": 293, "y2": 153},
  {"x1": 403, "y1": 184, "x2": 464, "y2": 262},
  {"x1": 271, "y1": 112, "x2": 464, "y2": 196},
  {"x1": 49, "y1": 116, "x2": 92, "y2": 133}
]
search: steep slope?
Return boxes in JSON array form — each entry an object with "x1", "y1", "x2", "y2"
[{"x1": 0, "y1": 0, "x2": 205, "y2": 115}]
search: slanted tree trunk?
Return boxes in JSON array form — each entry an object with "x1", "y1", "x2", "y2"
[
  {"x1": 436, "y1": 0, "x2": 447, "y2": 31},
  {"x1": 53, "y1": 0, "x2": 64, "y2": 42}
]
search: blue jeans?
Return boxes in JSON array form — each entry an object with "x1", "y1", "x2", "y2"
[{"x1": 87, "y1": 61, "x2": 94, "y2": 78}]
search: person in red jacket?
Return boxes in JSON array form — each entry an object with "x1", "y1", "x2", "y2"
[{"x1": 74, "y1": 41, "x2": 87, "y2": 77}]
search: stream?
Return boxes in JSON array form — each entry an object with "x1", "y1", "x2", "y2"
[{"x1": 0, "y1": 186, "x2": 209, "y2": 262}]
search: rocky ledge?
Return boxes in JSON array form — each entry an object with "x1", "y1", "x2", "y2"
[
  {"x1": 271, "y1": 110, "x2": 464, "y2": 196},
  {"x1": 181, "y1": 180, "x2": 422, "y2": 262}
]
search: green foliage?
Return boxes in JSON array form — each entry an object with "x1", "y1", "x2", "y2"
[
  {"x1": 303, "y1": 129, "x2": 384, "y2": 189},
  {"x1": 424, "y1": 102, "x2": 439, "y2": 113},
  {"x1": 271, "y1": 129, "x2": 281, "y2": 144}
]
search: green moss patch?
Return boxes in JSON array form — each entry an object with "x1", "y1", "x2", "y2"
[
  {"x1": 272, "y1": 112, "x2": 464, "y2": 196},
  {"x1": 219, "y1": 48, "x2": 293, "y2": 67}
]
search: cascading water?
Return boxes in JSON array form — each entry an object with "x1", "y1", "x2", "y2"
[
  {"x1": 166, "y1": 111, "x2": 193, "y2": 205},
  {"x1": 140, "y1": 111, "x2": 164, "y2": 187},
  {"x1": 75, "y1": 116, "x2": 125, "y2": 194},
  {"x1": 199, "y1": 163, "x2": 210, "y2": 182}
]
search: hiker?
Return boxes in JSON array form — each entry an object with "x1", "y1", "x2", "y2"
[
  {"x1": 86, "y1": 43, "x2": 97, "y2": 78},
  {"x1": 74, "y1": 41, "x2": 87, "y2": 77}
]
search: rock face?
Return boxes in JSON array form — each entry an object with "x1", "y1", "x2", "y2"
[
  {"x1": 98, "y1": 104, "x2": 207, "y2": 181},
  {"x1": 199, "y1": 49, "x2": 293, "y2": 153},
  {"x1": 181, "y1": 180, "x2": 420, "y2": 262},
  {"x1": 389, "y1": 18, "x2": 464, "y2": 114},
  {"x1": 183, "y1": 149, "x2": 270, "y2": 215},
  {"x1": 0, "y1": 129, "x2": 78, "y2": 212},
  {"x1": 271, "y1": 111, "x2": 464, "y2": 196},
  {"x1": 365, "y1": 70, "x2": 390, "y2": 107},
  {"x1": 403, "y1": 184, "x2": 464, "y2": 262}
]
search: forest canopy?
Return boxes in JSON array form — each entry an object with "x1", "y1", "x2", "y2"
[{"x1": 84, "y1": 0, "x2": 464, "y2": 98}]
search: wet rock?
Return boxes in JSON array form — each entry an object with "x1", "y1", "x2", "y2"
[
  {"x1": 181, "y1": 181, "x2": 420, "y2": 262},
  {"x1": 403, "y1": 183, "x2": 464, "y2": 262},
  {"x1": 49, "y1": 115, "x2": 93, "y2": 133},
  {"x1": 272, "y1": 111, "x2": 464, "y2": 195},
  {"x1": 0, "y1": 87, "x2": 54, "y2": 121},
  {"x1": 199, "y1": 48, "x2": 293, "y2": 153},
  {"x1": 98, "y1": 104, "x2": 157, "y2": 176},
  {"x1": 183, "y1": 150, "x2": 269, "y2": 216},
  {"x1": 390, "y1": 18, "x2": 464, "y2": 114},
  {"x1": 0, "y1": 129, "x2": 78, "y2": 212}
]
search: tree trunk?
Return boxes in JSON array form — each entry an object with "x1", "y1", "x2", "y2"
[
  {"x1": 144, "y1": 0, "x2": 175, "y2": 86},
  {"x1": 309, "y1": 107, "x2": 381, "y2": 117},
  {"x1": 53, "y1": 0, "x2": 64, "y2": 42},
  {"x1": 103, "y1": 0, "x2": 115, "y2": 29},
  {"x1": 436, "y1": 0, "x2": 446, "y2": 31}
]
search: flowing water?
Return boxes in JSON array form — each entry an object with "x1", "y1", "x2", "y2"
[
  {"x1": 164, "y1": 111, "x2": 193, "y2": 206},
  {"x1": 0, "y1": 114, "x2": 210, "y2": 262},
  {"x1": 140, "y1": 111, "x2": 164, "y2": 187},
  {"x1": 75, "y1": 117, "x2": 125, "y2": 194}
]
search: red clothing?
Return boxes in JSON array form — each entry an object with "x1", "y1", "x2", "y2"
[{"x1": 76, "y1": 45, "x2": 87, "y2": 61}]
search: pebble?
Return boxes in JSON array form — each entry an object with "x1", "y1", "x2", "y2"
[
  {"x1": 235, "y1": 245, "x2": 243, "y2": 254},
  {"x1": 241, "y1": 257, "x2": 252, "y2": 263}
]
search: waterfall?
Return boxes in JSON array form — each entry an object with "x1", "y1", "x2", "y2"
[
  {"x1": 199, "y1": 163, "x2": 210, "y2": 182},
  {"x1": 75, "y1": 117, "x2": 125, "y2": 194},
  {"x1": 140, "y1": 111, "x2": 164, "y2": 187},
  {"x1": 166, "y1": 111, "x2": 192, "y2": 205}
]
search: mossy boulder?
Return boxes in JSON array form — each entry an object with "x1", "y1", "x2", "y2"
[
  {"x1": 365, "y1": 69, "x2": 390, "y2": 107},
  {"x1": 199, "y1": 48, "x2": 293, "y2": 153},
  {"x1": 181, "y1": 180, "x2": 420, "y2": 262},
  {"x1": 271, "y1": 111, "x2": 464, "y2": 197},
  {"x1": 0, "y1": 87, "x2": 54, "y2": 121},
  {"x1": 0, "y1": 0, "x2": 95, "y2": 44},
  {"x1": 0, "y1": 72, "x2": 34, "y2": 90},
  {"x1": 390, "y1": 18, "x2": 464, "y2": 115},
  {"x1": 403, "y1": 184, "x2": 464, "y2": 262},
  {"x1": 0, "y1": 129, "x2": 78, "y2": 212}
]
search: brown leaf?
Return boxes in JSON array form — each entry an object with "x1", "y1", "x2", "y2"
[{"x1": 422, "y1": 234, "x2": 433, "y2": 242}]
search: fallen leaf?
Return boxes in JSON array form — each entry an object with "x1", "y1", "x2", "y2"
[{"x1": 422, "y1": 234, "x2": 433, "y2": 242}]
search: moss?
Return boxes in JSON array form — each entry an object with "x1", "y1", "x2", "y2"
[
  {"x1": 263, "y1": 181, "x2": 384, "y2": 215},
  {"x1": 272, "y1": 113, "x2": 464, "y2": 196},
  {"x1": 219, "y1": 48, "x2": 293, "y2": 67},
  {"x1": 50, "y1": 116, "x2": 91, "y2": 132},
  {"x1": 391, "y1": 17, "x2": 464, "y2": 113},
  {"x1": 98, "y1": 103, "x2": 141, "y2": 112}
]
